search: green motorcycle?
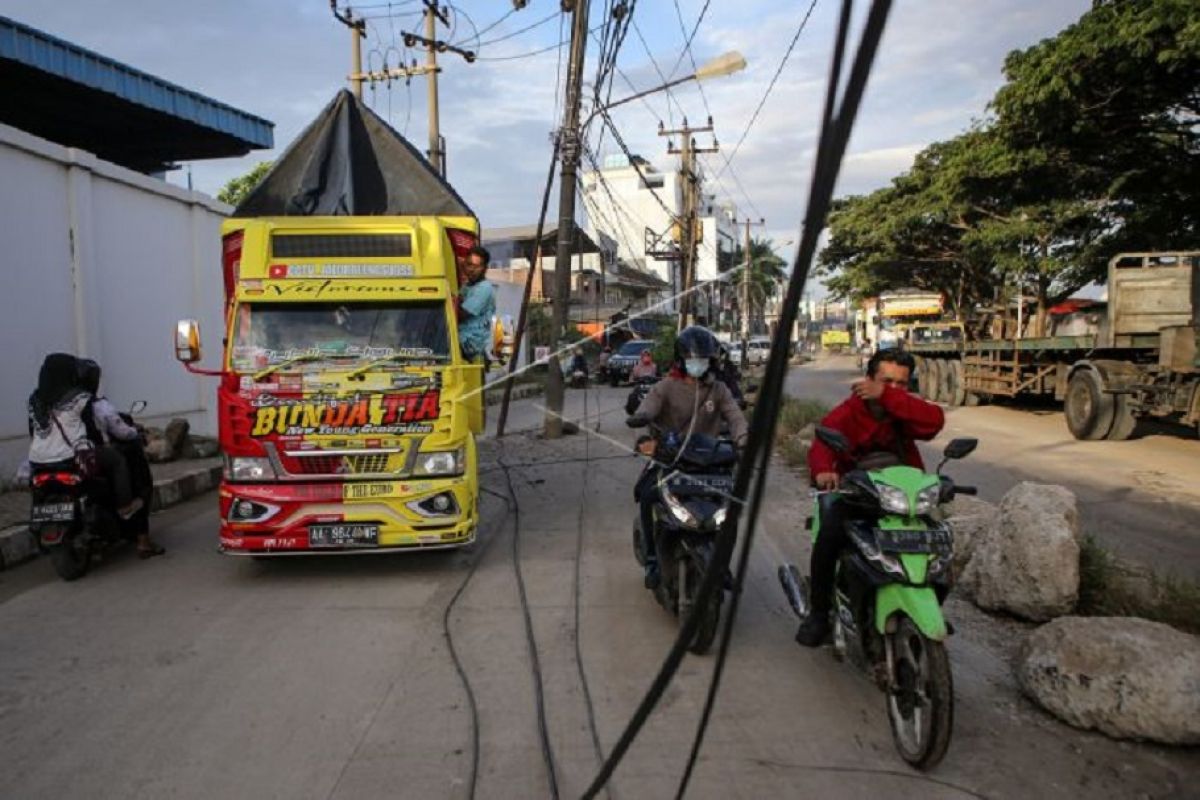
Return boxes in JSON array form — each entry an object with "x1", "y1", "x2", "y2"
[{"x1": 779, "y1": 427, "x2": 978, "y2": 770}]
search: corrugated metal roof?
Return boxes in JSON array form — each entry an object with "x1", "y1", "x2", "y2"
[{"x1": 0, "y1": 14, "x2": 272, "y2": 150}]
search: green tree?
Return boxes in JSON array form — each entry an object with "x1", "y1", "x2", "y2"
[
  {"x1": 819, "y1": 0, "x2": 1199, "y2": 333},
  {"x1": 726, "y1": 236, "x2": 788, "y2": 331},
  {"x1": 217, "y1": 161, "x2": 273, "y2": 207}
]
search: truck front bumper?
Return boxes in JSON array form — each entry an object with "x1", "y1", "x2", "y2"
[{"x1": 216, "y1": 476, "x2": 477, "y2": 555}]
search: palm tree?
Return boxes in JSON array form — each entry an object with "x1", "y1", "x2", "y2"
[{"x1": 722, "y1": 237, "x2": 787, "y2": 334}]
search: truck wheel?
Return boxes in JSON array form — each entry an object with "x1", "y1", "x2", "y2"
[
  {"x1": 948, "y1": 359, "x2": 968, "y2": 406},
  {"x1": 936, "y1": 362, "x2": 955, "y2": 407},
  {"x1": 1065, "y1": 369, "x2": 1114, "y2": 440},
  {"x1": 1106, "y1": 394, "x2": 1138, "y2": 441},
  {"x1": 916, "y1": 358, "x2": 932, "y2": 399},
  {"x1": 927, "y1": 360, "x2": 945, "y2": 403}
]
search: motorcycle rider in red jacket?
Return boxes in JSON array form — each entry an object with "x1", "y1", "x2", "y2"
[{"x1": 796, "y1": 349, "x2": 945, "y2": 646}]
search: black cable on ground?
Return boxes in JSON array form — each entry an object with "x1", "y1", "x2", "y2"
[
  {"x1": 499, "y1": 452, "x2": 562, "y2": 800},
  {"x1": 675, "y1": 2, "x2": 894, "y2": 796},
  {"x1": 580, "y1": 2, "x2": 894, "y2": 797},
  {"x1": 573, "y1": 387, "x2": 612, "y2": 797}
]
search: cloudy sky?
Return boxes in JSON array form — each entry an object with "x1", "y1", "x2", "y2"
[{"x1": 6, "y1": 0, "x2": 1089, "y2": 258}]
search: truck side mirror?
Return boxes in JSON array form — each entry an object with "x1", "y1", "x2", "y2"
[{"x1": 175, "y1": 319, "x2": 202, "y2": 363}]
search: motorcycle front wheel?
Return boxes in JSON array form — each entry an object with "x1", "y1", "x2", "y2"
[
  {"x1": 886, "y1": 616, "x2": 953, "y2": 770},
  {"x1": 681, "y1": 559, "x2": 722, "y2": 655}
]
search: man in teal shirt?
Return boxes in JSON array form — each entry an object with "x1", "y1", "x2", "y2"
[{"x1": 458, "y1": 246, "x2": 496, "y2": 362}]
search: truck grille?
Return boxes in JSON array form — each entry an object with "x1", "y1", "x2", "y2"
[{"x1": 279, "y1": 452, "x2": 398, "y2": 477}]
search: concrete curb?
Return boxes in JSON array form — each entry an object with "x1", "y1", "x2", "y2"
[
  {"x1": 484, "y1": 383, "x2": 544, "y2": 406},
  {"x1": 0, "y1": 463, "x2": 223, "y2": 571}
]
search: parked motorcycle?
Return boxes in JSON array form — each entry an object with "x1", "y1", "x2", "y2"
[
  {"x1": 624, "y1": 375, "x2": 660, "y2": 416},
  {"x1": 627, "y1": 421, "x2": 736, "y2": 654},
  {"x1": 29, "y1": 401, "x2": 152, "y2": 581},
  {"x1": 778, "y1": 426, "x2": 978, "y2": 770}
]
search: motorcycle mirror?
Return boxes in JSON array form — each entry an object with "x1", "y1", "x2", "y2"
[
  {"x1": 943, "y1": 438, "x2": 978, "y2": 460},
  {"x1": 815, "y1": 425, "x2": 852, "y2": 454},
  {"x1": 129, "y1": 400, "x2": 148, "y2": 416}
]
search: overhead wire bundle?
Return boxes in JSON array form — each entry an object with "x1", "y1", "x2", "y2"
[{"x1": 579, "y1": 1, "x2": 896, "y2": 796}]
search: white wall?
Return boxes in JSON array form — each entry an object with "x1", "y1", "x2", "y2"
[{"x1": 0, "y1": 122, "x2": 229, "y2": 478}]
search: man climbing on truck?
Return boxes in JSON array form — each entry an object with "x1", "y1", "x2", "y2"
[{"x1": 457, "y1": 245, "x2": 496, "y2": 364}]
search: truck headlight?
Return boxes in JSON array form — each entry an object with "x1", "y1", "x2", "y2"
[
  {"x1": 227, "y1": 456, "x2": 275, "y2": 481},
  {"x1": 875, "y1": 484, "x2": 910, "y2": 515},
  {"x1": 913, "y1": 484, "x2": 942, "y2": 515},
  {"x1": 414, "y1": 447, "x2": 464, "y2": 477}
]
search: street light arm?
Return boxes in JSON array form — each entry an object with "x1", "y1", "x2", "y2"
[{"x1": 580, "y1": 50, "x2": 746, "y2": 128}]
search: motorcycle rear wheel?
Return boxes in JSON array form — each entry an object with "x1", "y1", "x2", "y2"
[
  {"x1": 886, "y1": 617, "x2": 953, "y2": 770},
  {"x1": 49, "y1": 534, "x2": 91, "y2": 581}
]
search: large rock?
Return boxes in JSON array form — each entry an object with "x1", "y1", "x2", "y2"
[
  {"x1": 942, "y1": 496, "x2": 998, "y2": 586},
  {"x1": 1017, "y1": 616, "x2": 1200, "y2": 745},
  {"x1": 960, "y1": 482, "x2": 1080, "y2": 621},
  {"x1": 164, "y1": 418, "x2": 190, "y2": 456}
]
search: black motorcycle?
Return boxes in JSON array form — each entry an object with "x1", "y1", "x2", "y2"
[
  {"x1": 627, "y1": 422, "x2": 736, "y2": 654},
  {"x1": 29, "y1": 403, "x2": 152, "y2": 581},
  {"x1": 624, "y1": 375, "x2": 660, "y2": 416}
]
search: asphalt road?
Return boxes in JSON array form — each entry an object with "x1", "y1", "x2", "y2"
[
  {"x1": 0, "y1": 388, "x2": 1195, "y2": 799},
  {"x1": 787, "y1": 355, "x2": 1200, "y2": 580}
]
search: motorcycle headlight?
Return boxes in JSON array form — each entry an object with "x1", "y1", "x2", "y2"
[
  {"x1": 414, "y1": 447, "x2": 464, "y2": 477},
  {"x1": 875, "y1": 483, "x2": 910, "y2": 515},
  {"x1": 848, "y1": 527, "x2": 907, "y2": 579},
  {"x1": 713, "y1": 506, "x2": 728, "y2": 528},
  {"x1": 227, "y1": 456, "x2": 275, "y2": 482},
  {"x1": 661, "y1": 484, "x2": 699, "y2": 528},
  {"x1": 913, "y1": 483, "x2": 942, "y2": 515}
]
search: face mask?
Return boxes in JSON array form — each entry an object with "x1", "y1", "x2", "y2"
[{"x1": 684, "y1": 358, "x2": 709, "y2": 378}]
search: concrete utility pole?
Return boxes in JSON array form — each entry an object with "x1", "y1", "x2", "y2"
[
  {"x1": 333, "y1": 2, "x2": 477, "y2": 177},
  {"x1": 543, "y1": 0, "x2": 590, "y2": 440},
  {"x1": 660, "y1": 118, "x2": 717, "y2": 330},
  {"x1": 330, "y1": 2, "x2": 367, "y2": 99},
  {"x1": 735, "y1": 216, "x2": 765, "y2": 369},
  {"x1": 423, "y1": 1, "x2": 444, "y2": 174}
]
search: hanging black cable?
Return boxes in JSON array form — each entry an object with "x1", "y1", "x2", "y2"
[
  {"x1": 579, "y1": 2, "x2": 894, "y2": 797},
  {"x1": 675, "y1": 1, "x2": 894, "y2": 795}
]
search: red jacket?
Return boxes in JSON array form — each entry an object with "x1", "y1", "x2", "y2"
[{"x1": 807, "y1": 384, "x2": 944, "y2": 478}]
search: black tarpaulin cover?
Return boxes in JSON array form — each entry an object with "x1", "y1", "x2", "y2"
[{"x1": 233, "y1": 89, "x2": 473, "y2": 218}]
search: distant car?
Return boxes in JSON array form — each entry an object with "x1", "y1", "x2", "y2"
[
  {"x1": 727, "y1": 344, "x2": 744, "y2": 365},
  {"x1": 746, "y1": 337, "x2": 772, "y2": 365},
  {"x1": 606, "y1": 339, "x2": 655, "y2": 385}
]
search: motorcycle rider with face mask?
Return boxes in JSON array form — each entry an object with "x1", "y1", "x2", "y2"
[{"x1": 629, "y1": 326, "x2": 748, "y2": 587}]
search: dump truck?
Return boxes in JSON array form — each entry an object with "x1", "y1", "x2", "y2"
[
  {"x1": 906, "y1": 252, "x2": 1200, "y2": 441},
  {"x1": 174, "y1": 91, "x2": 485, "y2": 554}
]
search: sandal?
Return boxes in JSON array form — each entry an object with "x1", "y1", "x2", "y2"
[{"x1": 137, "y1": 542, "x2": 166, "y2": 559}]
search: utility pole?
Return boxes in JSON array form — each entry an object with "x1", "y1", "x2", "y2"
[
  {"x1": 333, "y1": 2, "x2": 477, "y2": 177},
  {"x1": 735, "y1": 216, "x2": 765, "y2": 369},
  {"x1": 660, "y1": 117, "x2": 717, "y2": 330},
  {"x1": 330, "y1": 2, "x2": 367, "y2": 99},
  {"x1": 543, "y1": 0, "x2": 590, "y2": 440}
]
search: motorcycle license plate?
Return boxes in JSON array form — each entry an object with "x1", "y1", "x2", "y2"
[
  {"x1": 32, "y1": 502, "x2": 74, "y2": 523},
  {"x1": 876, "y1": 528, "x2": 951, "y2": 555},
  {"x1": 308, "y1": 524, "x2": 379, "y2": 548}
]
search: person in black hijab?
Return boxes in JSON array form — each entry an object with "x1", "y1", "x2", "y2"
[{"x1": 27, "y1": 353, "x2": 142, "y2": 521}]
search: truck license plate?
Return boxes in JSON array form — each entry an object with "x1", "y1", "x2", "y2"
[{"x1": 308, "y1": 524, "x2": 379, "y2": 548}]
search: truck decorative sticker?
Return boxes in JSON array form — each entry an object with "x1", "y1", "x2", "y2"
[
  {"x1": 269, "y1": 263, "x2": 416, "y2": 278},
  {"x1": 249, "y1": 390, "x2": 441, "y2": 437}
]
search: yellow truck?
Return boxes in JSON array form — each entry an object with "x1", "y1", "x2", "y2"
[{"x1": 174, "y1": 91, "x2": 485, "y2": 554}]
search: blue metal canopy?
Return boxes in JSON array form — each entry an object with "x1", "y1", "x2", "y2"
[{"x1": 0, "y1": 15, "x2": 273, "y2": 172}]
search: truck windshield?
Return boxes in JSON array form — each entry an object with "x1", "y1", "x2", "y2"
[{"x1": 231, "y1": 301, "x2": 450, "y2": 372}]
